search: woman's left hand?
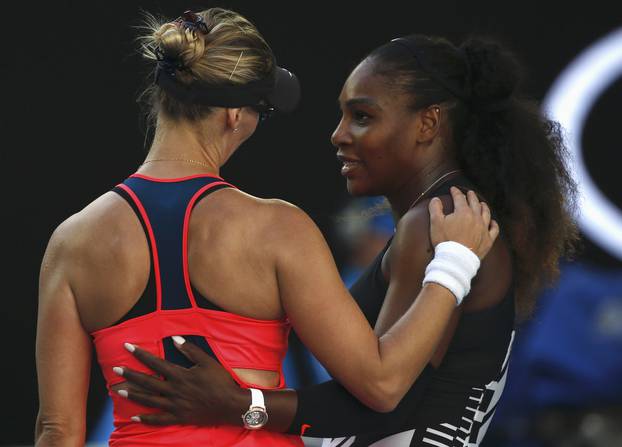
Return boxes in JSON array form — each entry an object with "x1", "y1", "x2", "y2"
[
  {"x1": 114, "y1": 341, "x2": 249, "y2": 426},
  {"x1": 429, "y1": 187, "x2": 499, "y2": 260}
]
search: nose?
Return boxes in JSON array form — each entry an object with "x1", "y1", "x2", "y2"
[{"x1": 331, "y1": 117, "x2": 352, "y2": 149}]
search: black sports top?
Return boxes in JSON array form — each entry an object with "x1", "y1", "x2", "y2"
[{"x1": 288, "y1": 175, "x2": 516, "y2": 447}]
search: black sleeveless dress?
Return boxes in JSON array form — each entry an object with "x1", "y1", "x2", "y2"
[{"x1": 289, "y1": 175, "x2": 515, "y2": 447}]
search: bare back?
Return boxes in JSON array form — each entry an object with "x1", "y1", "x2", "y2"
[{"x1": 67, "y1": 178, "x2": 291, "y2": 387}]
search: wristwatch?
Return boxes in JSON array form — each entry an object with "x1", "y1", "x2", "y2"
[{"x1": 242, "y1": 388, "x2": 268, "y2": 430}]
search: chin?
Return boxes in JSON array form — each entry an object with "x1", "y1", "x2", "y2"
[{"x1": 345, "y1": 178, "x2": 378, "y2": 197}]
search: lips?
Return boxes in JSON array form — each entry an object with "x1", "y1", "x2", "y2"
[{"x1": 337, "y1": 153, "x2": 362, "y2": 177}]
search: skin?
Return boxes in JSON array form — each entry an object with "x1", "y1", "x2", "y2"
[
  {"x1": 115, "y1": 57, "x2": 512, "y2": 431},
  {"x1": 35, "y1": 60, "x2": 500, "y2": 446}
]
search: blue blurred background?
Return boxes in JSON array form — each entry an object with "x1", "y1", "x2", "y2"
[{"x1": 4, "y1": 1, "x2": 621, "y2": 445}]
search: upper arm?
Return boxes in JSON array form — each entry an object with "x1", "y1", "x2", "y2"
[
  {"x1": 36, "y1": 222, "x2": 92, "y2": 445},
  {"x1": 374, "y1": 196, "x2": 461, "y2": 366},
  {"x1": 373, "y1": 207, "x2": 431, "y2": 336},
  {"x1": 268, "y1": 200, "x2": 461, "y2": 411},
  {"x1": 375, "y1": 196, "x2": 456, "y2": 333},
  {"x1": 268, "y1": 203, "x2": 383, "y2": 406}
]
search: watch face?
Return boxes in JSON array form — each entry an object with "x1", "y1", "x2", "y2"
[{"x1": 243, "y1": 409, "x2": 268, "y2": 428}]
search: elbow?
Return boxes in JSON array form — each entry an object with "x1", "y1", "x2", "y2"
[
  {"x1": 368, "y1": 399, "x2": 399, "y2": 414},
  {"x1": 360, "y1": 378, "x2": 404, "y2": 413},
  {"x1": 368, "y1": 391, "x2": 401, "y2": 413},
  {"x1": 35, "y1": 414, "x2": 84, "y2": 447}
]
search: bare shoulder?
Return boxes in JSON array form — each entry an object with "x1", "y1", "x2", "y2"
[
  {"x1": 393, "y1": 194, "x2": 452, "y2": 252},
  {"x1": 43, "y1": 192, "x2": 135, "y2": 268},
  {"x1": 260, "y1": 198, "x2": 323, "y2": 246},
  {"x1": 195, "y1": 188, "x2": 321, "y2": 243},
  {"x1": 385, "y1": 194, "x2": 453, "y2": 278}
]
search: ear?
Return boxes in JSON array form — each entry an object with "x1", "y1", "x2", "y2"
[
  {"x1": 416, "y1": 105, "x2": 441, "y2": 143},
  {"x1": 225, "y1": 108, "x2": 244, "y2": 132}
]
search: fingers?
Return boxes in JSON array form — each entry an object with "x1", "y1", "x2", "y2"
[
  {"x1": 135, "y1": 412, "x2": 180, "y2": 426},
  {"x1": 466, "y1": 190, "x2": 482, "y2": 215},
  {"x1": 428, "y1": 197, "x2": 444, "y2": 223},
  {"x1": 450, "y1": 186, "x2": 468, "y2": 210},
  {"x1": 115, "y1": 367, "x2": 171, "y2": 395},
  {"x1": 480, "y1": 201, "x2": 491, "y2": 228},
  {"x1": 173, "y1": 337, "x2": 214, "y2": 367},
  {"x1": 127, "y1": 343, "x2": 182, "y2": 379},
  {"x1": 117, "y1": 387, "x2": 173, "y2": 411},
  {"x1": 112, "y1": 381, "x2": 152, "y2": 395},
  {"x1": 474, "y1": 219, "x2": 500, "y2": 260},
  {"x1": 488, "y1": 219, "x2": 500, "y2": 241}
]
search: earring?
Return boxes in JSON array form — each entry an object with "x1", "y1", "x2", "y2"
[{"x1": 233, "y1": 128, "x2": 239, "y2": 133}]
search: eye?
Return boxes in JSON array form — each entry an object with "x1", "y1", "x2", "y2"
[{"x1": 353, "y1": 110, "x2": 372, "y2": 125}]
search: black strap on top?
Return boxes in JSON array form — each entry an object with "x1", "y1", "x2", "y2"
[
  {"x1": 110, "y1": 181, "x2": 230, "y2": 326},
  {"x1": 112, "y1": 186, "x2": 157, "y2": 323}
]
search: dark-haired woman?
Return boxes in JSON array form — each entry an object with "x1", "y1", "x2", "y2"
[
  {"x1": 34, "y1": 10, "x2": 498, "y2": 447},
  {"x1": 118, "y1": 34, "x2": 578, "y2": 446}
]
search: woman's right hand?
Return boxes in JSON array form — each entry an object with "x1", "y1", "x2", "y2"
[{"x1": 429, "y1": 187, "x2": 499, "y2": 260}]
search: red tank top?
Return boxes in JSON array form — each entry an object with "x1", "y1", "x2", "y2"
[{"x1": 90, "y1": 173, "x2": 302, "y2": 446}]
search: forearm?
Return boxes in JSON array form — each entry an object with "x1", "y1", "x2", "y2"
[
  {"x1": 287, "y1": 368, "x2": 432, "y2": 437},
  {"x1": 213, "y1": 285, "x2": 446, "y2": 433},
  {"x1": 263, "y1": 389, "x2": 299, "y2": 431},
  {"x1": 234, "y1": 365, "x2": 431, "y2": 437},
  {"x1": 278, "y1": 199, "x2": 485, "y2": 412},
  {"x1": 362, "y1": 283, "x2": 455, "y2": 411}
]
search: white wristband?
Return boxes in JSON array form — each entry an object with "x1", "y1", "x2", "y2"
[{"x1": 422, "y1": 241, "x2": 480, "y2": 305}]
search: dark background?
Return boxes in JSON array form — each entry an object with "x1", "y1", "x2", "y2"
[{"x1": 3, "y1": 0, "x2": 621, "y2": 444}]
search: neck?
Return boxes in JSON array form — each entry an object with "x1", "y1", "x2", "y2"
[
  {"x1": 142, "y1": 118, "x2": 224, "y2": 176},
  {"x1": 386, "y1": 159, "x2": 461, "y2": 220}
]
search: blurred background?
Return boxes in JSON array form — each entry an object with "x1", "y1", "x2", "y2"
[{"x1": 3, "y1": 0, "x2": 621, "y2": 445}]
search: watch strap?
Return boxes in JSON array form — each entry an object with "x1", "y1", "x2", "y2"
[{"x1": 249, "y1": 388, "x2": 265, "y2": 410}]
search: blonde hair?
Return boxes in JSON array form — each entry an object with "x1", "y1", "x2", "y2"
[{"x1": 138, "y1": 8, "x2": 275, "y2": 122}]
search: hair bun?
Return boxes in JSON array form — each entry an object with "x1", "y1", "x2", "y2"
[
  {"x1": 460, "y1": 38, "x2": 522, "y2": 108},
  {"x1": 153, "y1": 20, "x2": 206, "y2": 77}
]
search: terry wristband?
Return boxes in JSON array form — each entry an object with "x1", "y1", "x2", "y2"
[{"x1": 422, "y1": 241, "x2": 480, "y2": 305}]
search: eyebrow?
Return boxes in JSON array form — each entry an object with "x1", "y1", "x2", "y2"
[{"x1": 340, "y1": 97, "x2": 381, "y2": 109}]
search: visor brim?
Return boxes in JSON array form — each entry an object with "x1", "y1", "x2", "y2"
[{"x1": 266, "y1": 67, "x2": 301, "y2": 113}]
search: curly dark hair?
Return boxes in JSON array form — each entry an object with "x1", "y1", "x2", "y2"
[{"x1": 368, "y1": 35, "x2": 579, "y2": 319}]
